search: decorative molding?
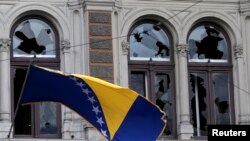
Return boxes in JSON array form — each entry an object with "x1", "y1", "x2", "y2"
[
  {"x1": 121, "y1": 41, "x2": 129, "y2": 55},
  {"x1": 0, "y1": 38, "x2": 11, "y2": 53},
  {"x1": 234, "y1": 46, "x2": 243, "y2": 58},
  {"x1": 83, "y1": 0, "x2": 115, "y2": 11},
  {"x1": 67, "y1": 0, "x2": 83, "y2": 9},
  {"x1": 177, "y1": 44, "x2": 188, "y2": 57},
  {"x1": 62, "y1": 40, "x2": 71, "y2": 53}
]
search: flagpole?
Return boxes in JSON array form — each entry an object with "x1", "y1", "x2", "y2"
[{"x1": 7, "y1": 57, "x2": 35, "y2": 139}]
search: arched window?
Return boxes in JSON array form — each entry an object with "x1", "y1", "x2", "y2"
[
  {"x1": 11, "y1": 15, "x2": 61, "y2": 138},
  {"x1": 12, "y1": 17, "x2": 58, "y2": 59},
  {"x1": 187, "y1": 22, "x2": 235, "y2": 137},
  {"x1": 128, "y1": 19, "x2": 176, "y2": 138}
]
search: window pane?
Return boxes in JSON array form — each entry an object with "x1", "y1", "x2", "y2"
[
  {"x1": 155, "y1": 73, "x2": 172, "y2": 135},
  {"x1": 13, "y1": 19, "x2": 56, "y2": 58},
  {"x1": 189, "y1": 73, "x2": 208, "y2": 136},
  {"x1": 188, "y1": 25, "x2": 228, "y2": 62},
  {"x1": 129, "y1": 23, "x2": 170, "y2": 61},
  {"x1": 212, "y1": 73, "x2": 231, "y2": 124},
  {"x1": 130, "y1": 71, "x2": 146, "y2": 96},
  {"x1": 39, "y1": 103, "x2": 58, "y2": 134},
  {"x1": 14, "y1": 68, "x2": 32, "y2": 135}
]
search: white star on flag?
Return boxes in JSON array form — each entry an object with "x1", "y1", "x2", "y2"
[
  {"x1": 76, "y1": 82, "x2": 85, "y2": 87},
  {"x1": 96, "y1": 117, "x2": 105, "y2": 127},
  {"x1": 92, "y1": 105, "x2": 101, "y2": 115},
  {"x1": 101, "y1": 129, "x2": 108, "y2": 137},
  {"x1": 88, "y1": 96, "x2": 96, "y2": 104},
  {"x1": 82, "y1": 88, "x2": 91, "y2": 95}
]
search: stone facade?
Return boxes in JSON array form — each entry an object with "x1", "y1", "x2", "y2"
[{"x1": 0, "y1": 0, "x2": 250, "y2": 141}]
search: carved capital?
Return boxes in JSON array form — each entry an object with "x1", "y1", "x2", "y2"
[
  {"x1": 234, "y1": 46, "x2": 243, "y2": 58},
  {"x1": 177, "y1": 44, "x2": 188, "y2": 57},
  {"x1": 0, "y1": 38, "x2": 11, "y2": 52},
  {"x1": 62, "y1": 40, "x2": 71, "y2": 53},
  {"x1": 121, "y1": 41, "x2": 129, "y2": 55}
]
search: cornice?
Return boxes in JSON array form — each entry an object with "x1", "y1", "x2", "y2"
[{"x1": 83, "y1": 0, "x2": 116, "y2": 11}]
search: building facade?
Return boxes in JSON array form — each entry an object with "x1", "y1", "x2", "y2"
[{"x1": 0, "y1": 0, "x2": 250, "y2": 140}]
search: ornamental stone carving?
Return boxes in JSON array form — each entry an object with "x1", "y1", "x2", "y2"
[
  {"x1": 121, "y1": 41, "x2": 129, "y2": 55},
  {"x1": 177, "y1": 44, "x2": 188, "y2": 57},
  {"x1": 0, "y1": 38, "x2": 11, "y2": 52},
  {"x1": 234, "y1": 46, "x2": 243, "y2": 58},
  {"x1": 62, "y1": 40, "x2": 71, "y2": 53}
]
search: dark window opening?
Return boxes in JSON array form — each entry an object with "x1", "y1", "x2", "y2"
[
  {"x1": 12, "y1": 67, "x2": 61, "y2": 138},
  {"x1": 14, "y1": 68, "x2": 32, "y2": 135},
  {"x1": 189, "y1": 73, "x2": 208, "y2": 136},
  {"x1": 155, "y1": 73, "x2": 172, "y2": 135},
  {"x1": 130, "y1": 71, "x2": 146, "y2": 97},
  {"x1": 189, "y1": 72, "x2": 233, "y2": 136}
]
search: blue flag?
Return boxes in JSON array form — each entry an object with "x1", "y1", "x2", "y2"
[{"x1": 20, "y1": 65, "x2": 166, "y2": 141}]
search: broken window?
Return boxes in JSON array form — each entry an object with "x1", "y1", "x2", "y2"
[
  {"x1": 128, "y1": 19, "x2": 176, "y2": 138},
  {"x1": 129, "y1": 21, "x2": 171, "y2": 61},
  {"x1": 11, "y1": 15, "x2": 61, "y2": 138},
  {"x1": 189, "y1": 73, "x2": 208, "y2": 136},
  {"x1": 155, "y1": 73, "x2": 173, "y2": 136},
  {"x1": 12, "y1": 18, "x2": 56, "y2": 58},
  {"x1": 188, "y1": 24, "x2": 228, "y2": 62},
  {"x1": 188, "y1": 22, "x2": 234, "y2": 137},
  {"x1": 39, "y1": 102, "x2": 58, "y2": 135}
]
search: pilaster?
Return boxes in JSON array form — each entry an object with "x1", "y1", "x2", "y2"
[
  {"x1": 177, "y1": 44, "x2": 194, "y2": 139},
  {"x1": 234, "y1": 45, "x2": 250, "y2": 124},
  {"x1": 0, "y1": 38, "x2": 11, "y2": 138},
  {"x1": 61, "y1": 39, "x2": 86, "y2": 139}
]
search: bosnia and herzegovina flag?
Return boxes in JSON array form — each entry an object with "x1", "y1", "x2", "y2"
[{"x1": 20, "y1": 65, "x2": 166, "y2": 141}]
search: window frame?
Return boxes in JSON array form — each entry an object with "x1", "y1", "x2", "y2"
[
  {"x1": 187, "y1": 22, "x2": 235, "y2": 138},
  {"x1": 188, "y1": 22, "x2": 232, "y2": 66},
  {"x1": 128, "y1": 19, "x2": 174, "y2": 65},
  {"x1": 10, "y1": 15, "x2": 60, "y2": 63},
  {"x1": 128, "y1": 19, "x2": 176, "y2": 139},
  {"x1": 10, "y1": 15, "x2": 61, "y2": 138}
]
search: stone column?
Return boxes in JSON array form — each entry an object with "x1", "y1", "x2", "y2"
[
  {"x1": 119, "y1": 41, "x2": 129, "y2": 87},
  {"x1": 67, "y1": 0, "x2": 87, "y2": 139},
  {"x1": 62, "y1": 40, "x2": 71, "y2": 74},
  {"x1": 61, "y1": 40, "x2": 74, "y2": 139},
  {"x1": 0, "y1": 38, "x2": 11, "y2": 138},
  {"x1": 234, "y1": 46, "x2": 249, "y2": 124},
  {"x1": 61, "y1": 40, "x2": 85, "y2": 139},
  {"x1": 177, "y1": 44, "x2": 194, "y2": 139}
]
